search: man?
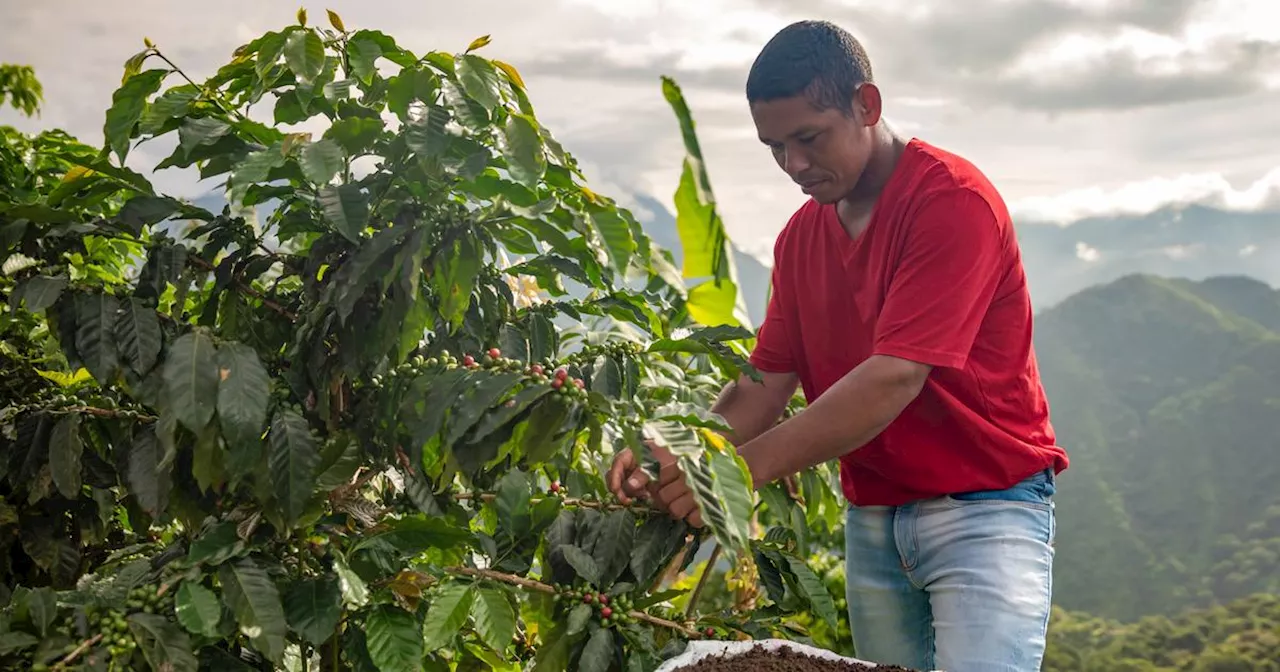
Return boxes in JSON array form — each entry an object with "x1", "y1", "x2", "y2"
[{"x1": 607, "y1": 19, "x2": 1069, "y2": 672}]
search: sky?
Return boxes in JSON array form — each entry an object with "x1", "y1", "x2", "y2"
[{"x1": 2, "y1": 0, "x2": 1279, "y2": 263}]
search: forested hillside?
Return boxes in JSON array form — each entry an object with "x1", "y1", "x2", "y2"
[
  {"x1": 1044, "y1": 593, "x2": 1280, "y2": 671},
  {"x1": 1037, "y1": 274, "x2": 1280, "y2": 620}
]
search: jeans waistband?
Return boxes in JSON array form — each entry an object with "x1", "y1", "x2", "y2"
[{"x1": 949, "y1": 468, "x2": 1055, "y2": 504}]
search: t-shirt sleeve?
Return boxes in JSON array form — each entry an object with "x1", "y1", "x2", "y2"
[
  {"x1": 872, "y1": 187, "x2": 1006, "y2": 370},
  {"x1": 749, "y1": 260, "x2": 796, "y2": 373}
]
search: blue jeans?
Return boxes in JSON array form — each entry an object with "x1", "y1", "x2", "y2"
[{"x1": 843, "y1": 469, "x2": 1056, "y2": 672}]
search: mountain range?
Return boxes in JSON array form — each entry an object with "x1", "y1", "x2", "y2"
[{"x1": 1034, "y1": 273, "x2": 1280, "y2": 620}]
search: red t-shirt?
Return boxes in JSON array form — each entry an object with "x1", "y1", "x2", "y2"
[{"x1": 749, "y1": 138, "x2": 1068, "y2": 506}]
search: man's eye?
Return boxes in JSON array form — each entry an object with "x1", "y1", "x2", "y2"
[{"x1": 798, "y1": 134, "x2": 819, "y2": 144}]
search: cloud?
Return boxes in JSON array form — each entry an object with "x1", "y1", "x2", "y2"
[
  {"x1": 1076, "y1": 241, "x2": 1102, "y2": 262},
  {"x1": 744, "y1": 0, "x2": 1279, "y2": 112},
  {"x1": 1, "y1": 0, "x2": 1276, "y2": 257},
  {"x1": 1011, "y1": 166, "x2": 1280, "y2": 223},
  {"x1": 993, "y1": 33, "x2": 1280, "y2": 111},
  {"x1": 1157, "y1": 243, "x2": 1203, "y2": 259}
]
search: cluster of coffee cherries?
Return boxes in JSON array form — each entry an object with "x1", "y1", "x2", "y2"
[
  {"x1": 64, "y1": 584, "x2": 175, "y2": 664},
  {"x1": 378, "y1": 348, "x2": 594, "y2": 402},
  {"x1": 552, "y1": 585, "x2": 635, "y2": 627},
  {"x1": 461, "y1": 348, "x2": 590, "y2": 399},
  {"x1": 8, "y1": 386, "x2": 149, "y2": 421},
  {"x1": 561, "y1": 339, "x2": 645, "y2": 367}
]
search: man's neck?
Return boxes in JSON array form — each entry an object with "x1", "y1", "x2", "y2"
[{"x1": 836, "y1": 127, "x2": 908, "y2": 238}]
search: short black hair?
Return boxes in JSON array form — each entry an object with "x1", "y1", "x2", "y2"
[{"x1": 745, "y1": 20, "x2": 874, "y2": 114}]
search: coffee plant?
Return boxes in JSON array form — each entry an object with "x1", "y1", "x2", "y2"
[{"x1": 0, "y1": 11, "x2": 850, "y2": 671}]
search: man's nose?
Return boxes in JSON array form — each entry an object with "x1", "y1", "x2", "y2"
[{"x1": 782, "y1": 146, "x2": 810, "y2": 176}]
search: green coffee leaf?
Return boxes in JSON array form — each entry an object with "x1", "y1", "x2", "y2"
[
  {"x1": 117, "y1": 297, "x2": 162, "y2": 375},
  {"x1": 49, "y1": 413, "x2": 82, "y2": 498},
  {"x1": 216, "y1": 342, "x2": 270, "y2": 465},
  {"x1": 176, "y1": 117, "x2": 230, "y2": 157},
  {"x1": 352, "y1": 517, "x2": 473, "y2": 555},
  {"x1": 456, "y1": 54, "x2": 500, "y2": 110},
  {"x1": 783, "y1": 553, "x2": 839, "y2": 629},
  {"x1": 129, "y1": 613, "x2": 199, "y2": 672},
  {"x1": 578, "y1": 628, "x2": 615, "y2": 672},
  {"x1": 163, "y1": 331, "x2": 219, "y2": 434},
  {"x1": 219, "y1": 558, "x2": 288, "y2": 663},
  {"x1": 422, "y1": 584, "x2": 475, "y2": 650},
  {"x1": 560, "y1": 545, "x2": 600, "y2": 585},
  {"x1": 103, "y1": 68, "x2": 168, "y2": 162},
  {"x1": 500, "y1": 113, "x2": 544, "y2": 188},
  {"x1": 319, "y1": 183, "x2": 368, "y2": 242},
  {"x1": 566, "y1": 603, "x2": 591, "y2": 636},
  {"x1": 74, "y1": 291, "x2": 121, "y2": 386},
  {"x1": 471, "y1": 586, "x2": 516, "y2": 653},
  {"x1": 268, "y1": 407, "x2": 320, "y2": 527},
  {"x1": 301, "y1": 138, "x2": 344, "y2": 185},
  {"x1": 285, "y1": 29, "x2": 325, "y2": 85},
  {"x1": 126, "y1": 425, "x2": 171, "y2": 517},
  {"x1": 284, "y1": 577, "x2": 342, "y2": 646},
  {"x1": 176, "y1": 582, "x2": 222, "y2": 638},
  {"x1": 333, "y1": 551, "x2": 369, "y2": 608},
  {"x1": 366, "y1": 604, "x2": 423, "y2": 672},
  {"x1": 592, "y1": 509, "x2": 635, "y2": 588},
  {"x1": 120, "y1": 195, "x2": 180, "y2": 232},
  {"x1": 9, "y1": 274, "x2": 66, "y2": 313}
]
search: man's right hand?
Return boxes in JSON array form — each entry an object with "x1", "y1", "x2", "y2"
[{"x1": 607, "y1": 442, "x2": 672, "y2": 505}]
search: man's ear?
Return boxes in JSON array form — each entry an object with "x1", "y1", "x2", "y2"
[{"x1": 855, "y1": 82, "x2": 883, "y2": 126}]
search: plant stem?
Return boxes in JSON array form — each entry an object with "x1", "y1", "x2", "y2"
[
  {"x1": 52, "y1": 633, "x2": 103, "y2": 670},
  {"x1": 452, "y1": 492, "x2": 656, "y2": 514},
  {"x1": 684, "y1": 543, "x2": 721, "y2": 621},
  {"x1": 187, "y1": 254, "x2": 297, "y2": 321},
  {"x1": 11, "y1": 405, "x2": 157, "y2": 423},
  {"x1": 72, "y1": 405, "x2": 156, "y2": 422},
  {"x1": 447, "y1": 566, "x2": 555, "y2": 594},
  {"x1": 150, "y1": 48, "x2": 266, "y2": 144},
  {"x1": 446, "y1": 566, "x2": 705, "y2": 639}
]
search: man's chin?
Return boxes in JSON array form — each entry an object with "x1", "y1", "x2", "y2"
[
  {"x1": 807, "y1": 188, "x2": 841, "y2": 204},
  {"x1": 799, "y1": 180, "x2": 841, "y2": 203}
]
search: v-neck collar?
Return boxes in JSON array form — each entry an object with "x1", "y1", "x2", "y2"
[{"x1": 822, "y1": 137, "x2": 924, "y2": 254}]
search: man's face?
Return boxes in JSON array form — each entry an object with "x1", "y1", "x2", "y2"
[{"x1": 750, "y1": 86, "x2": 878, "y2": 204}]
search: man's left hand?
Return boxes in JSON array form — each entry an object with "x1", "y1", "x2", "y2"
[{"x1": 650, "y1": 460, "x2": 704, "y2": 528}]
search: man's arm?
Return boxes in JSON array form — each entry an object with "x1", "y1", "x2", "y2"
[
  {"x1": 653, "y1": 356, "x2": 926, "y2": 524},
  {"x1": 736, "y1": 355, "x2": 926, "y2": 488},
  {"x1": 708, "y1": 369, "x2": 800, "y2": 446}
]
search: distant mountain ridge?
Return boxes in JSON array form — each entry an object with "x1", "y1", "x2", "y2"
[
  {"x1": 629, "y1": 194, "x2": 1280, "y2": 317},
  {"x1": 1015, "y1": 204, "x2": 1280, "y2": 309},
  {"x1": 1034, "y1": 273, "x2": 1280, "y2": 620}
]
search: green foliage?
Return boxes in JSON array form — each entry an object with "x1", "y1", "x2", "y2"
[
  {"x1": 0, "y1": 64, "x2": 43, "y2": 117},
  {"x1": 0, "y1": 14, "x2": 849, "y2": 671},
  {"x1": 660, "y1": 77, "x2": 751, "y2": 331},
  {"x1": 1044, "y1": 593, "x2": 1280, "y2": 671}
]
